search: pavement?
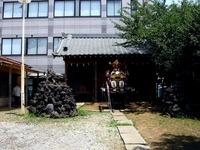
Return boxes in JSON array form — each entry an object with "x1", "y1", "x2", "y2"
[{"x1": 77, "y1": 103, "x2": 151, "y2": 150}]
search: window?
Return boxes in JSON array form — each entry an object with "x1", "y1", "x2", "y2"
[
  {"x1": 3, "y1": 2, "x2": 22, "y2": 18},
  {"x1": 80, "y1": 0, "x2": 100, "y2": 16},
  {"x1": 28, "y1": 1, "x2": 48, "y2": 17},
  {"x1": 27, "y1": 38, "x2": 47, "y2": 55},
  {"x1": 3, "y1": 1, "x2": 48, "y2": 19},
  {"x1": 53, "y1": 37, "x2": 61, "y2": 52},
  {"x1": 2, "y1": 38, "x2": 48, "y2": 55},
  {"x1": 55, "y1": 0, "x2": 75, "y2": 17},
  {"x1": 107, "y1": 0, "x2": 121, "y2": 16},
  {"x1": 2, "y1": 38, "x2": 21, "y2": 55},
  {"x1": 54, "y1": 0, "x2": 100, "y2": 17}
]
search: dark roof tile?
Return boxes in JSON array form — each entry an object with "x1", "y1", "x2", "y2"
[{"x1": 53, "y1": 34, "x2": 151, "y2": 57}]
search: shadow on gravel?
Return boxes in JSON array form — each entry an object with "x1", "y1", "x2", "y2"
[
  {"x1": 151, "y1": 134, "x2": 200, "y2": 150},
  {"x1": 5, "y1": 112, "x2": 17, "y2": 115}
]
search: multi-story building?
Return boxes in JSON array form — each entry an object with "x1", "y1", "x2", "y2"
[{"x1": 0, "y1": 0, "x2": 142, "y2": 73}]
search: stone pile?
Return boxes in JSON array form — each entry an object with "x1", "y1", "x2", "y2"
[{"x1": 27, "y1": 69, "x2": 77, "y2": 118}]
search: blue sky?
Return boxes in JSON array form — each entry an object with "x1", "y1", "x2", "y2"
[
  {"x1": 165, "y1": 0, "x2": 198, "y2": 5},
  {"x1": 165, "y1": 0, "x2": 181, "y2": 5}
]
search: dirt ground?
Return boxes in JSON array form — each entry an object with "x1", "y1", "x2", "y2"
[
  {"x1": 0, "y1": 106, "x2": 125, "y2": 150},
  {"x1": 80, "y1": 102, "x2": 102, "y2": 111},
  {"x1": 1, "y1": 102, "x2": 200, "y2": 150}
]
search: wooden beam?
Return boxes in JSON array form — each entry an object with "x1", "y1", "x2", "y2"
[
  {"x1": 65, "y1": 62, "x2": 68, "y2": 84},
  {"x1": 94, "y1": 61, "x2": 97, "y2": 102},
  {"x1": 25, "y1": 71, "x2": 28, "y2": 106},
  {"x1": 9, "y1": 68, "x2": 12, "y2": 109}
]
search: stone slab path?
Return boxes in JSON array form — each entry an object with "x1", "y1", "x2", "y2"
[{"x1": 111, "y1": 110, "x2": 151, "y2": 150}]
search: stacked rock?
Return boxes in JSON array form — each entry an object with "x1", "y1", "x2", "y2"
[{"x1": 27, "y1": 69, "x2": 77, "y2": 118}]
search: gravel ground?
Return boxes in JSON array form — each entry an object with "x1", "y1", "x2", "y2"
[{"x1": 0, "y1": 110, "x2": 125, "y2": 150}]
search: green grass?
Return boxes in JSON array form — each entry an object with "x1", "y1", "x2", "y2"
[
  {"x1": 22, "y1": 108, "x2": 102, "y2": 124},
  {"x1": 0, "y1": 108, "x2": 98, "y2": 124},
  {"x1": 125, "y1": 112, "x2": 200, "y2": 150},
  {"x1": 24, "y1": 112, "x2": 37, "y2": 119},
  {"x1": 1, "y1": 108, "x2": 110, "y2": 127},
  {"x1": 77, "y1": 108, "x2": 91, "y2": 116}
]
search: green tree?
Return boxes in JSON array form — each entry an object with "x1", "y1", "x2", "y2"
[
  {"x1": 112, "y1": 0, "x2": 200, "y2": 115},
  {"x1": 112, "y1": 0, "x2": 200, "y2": 79}
]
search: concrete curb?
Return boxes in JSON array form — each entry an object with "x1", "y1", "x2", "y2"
[
  {"x1": 111, "y1": 110, "x2": 151, "y2": 150},
  {"x1": 76, "y1": 102, "x2": 85, "y2": 109}
]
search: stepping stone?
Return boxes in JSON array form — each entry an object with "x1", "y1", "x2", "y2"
[
  {"x1": 116, "y1": 120, "x2": 133, "y2": 125},
  {"x1": 125, "y1": 144, "x2": 151, "y2": 150},
  {"x1": 117, "y1": 126, "x2": 138, "y2": 134},
  {"x1": 113, "y1": 115, "x2": 128, "y2": 121},
  {"x1": 111, "y1": 110, "x2": 124, "y2": 116},
  {"x1": 118, "y1": 126, "x2": 147, "y2": 145}
]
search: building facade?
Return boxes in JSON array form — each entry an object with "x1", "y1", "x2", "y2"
[
  {"x1": 0, "y1": 0, "x2": 145, "y2": 74},
  {"x1": 0, "y1": 0, "x2": 157, "y2": 104}
]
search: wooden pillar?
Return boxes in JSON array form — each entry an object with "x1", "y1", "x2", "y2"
[
  {"x1": 94, "y1": 61, "x2": 97, "y2": 102},
  {"x1": 8, "y1": 68, "x2": 12, "y2": 108},
  {"x1": 25, "y1": 71, "x2": 28, "y2": 106},
  {"x1": 65, "y1": 62, "x2": 68, "y2": 84}
]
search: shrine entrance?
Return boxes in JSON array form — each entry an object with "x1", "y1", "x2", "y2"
[{"x1": 67, "y1": 62, "x2": 94, "y2": 102}]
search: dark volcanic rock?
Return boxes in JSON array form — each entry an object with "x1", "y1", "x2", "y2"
[{"x1": 27, "y1": 69, "x2": 77, "y2": 118}]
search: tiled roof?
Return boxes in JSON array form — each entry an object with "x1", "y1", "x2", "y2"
[
  {"x1": 0, "y1": 56, "x2": 44, "y2": 73},
  {"x1": 53, "y1": 34, "x2": 151, "y2": 57},
  {"x1": 0, "y1": 56, "x2": 23, "y2": 67}
]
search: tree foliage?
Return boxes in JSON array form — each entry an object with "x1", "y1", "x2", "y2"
[
  {"x1": 113, "y1": 0, "x2": 200, "y2": 116},
  {"x1": 112, "y1": 0, "x2": 200, "y2": 76}
]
